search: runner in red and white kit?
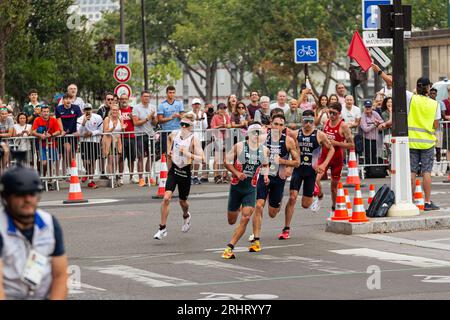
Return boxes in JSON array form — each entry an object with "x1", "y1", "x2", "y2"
[{"x1": 314, "y1": 102, "x2": 354, "y2": 213}]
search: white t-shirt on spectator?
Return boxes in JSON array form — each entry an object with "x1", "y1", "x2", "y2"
[
  {"x1": 132, "y1": 103, "x2": 157, "y2": 136},
  {"x1": 187, "y1": 110, "x2": 208, "y2": 142},
  {"x1": 270, "y1": 102, "x2": 290, "y2": 113},
  {"x1": 13, "y1": 123, "x2": 32, "y2": 151},
  {"x1": 341, "y1": 105, "x2": 362, "y2": 124}
]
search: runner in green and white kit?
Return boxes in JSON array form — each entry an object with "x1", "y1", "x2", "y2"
[{"x1": 222, "y1": 123, "x2": 270, "y2": 259}]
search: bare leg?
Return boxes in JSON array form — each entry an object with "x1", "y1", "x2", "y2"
[
  {"x1": 179, "y1": 199, "x2": 189, "y2": 218},
  {"x1": 229, "y1": 206, "x2": 255, "y2": 247},
  {"x1": 160, "y1": 191, "x2": 173, "y2": 226},
  {"x1": 423, "y1": 172, "x2": 432, "y2": 203},
  {"x1": 252, "y1": 199, "x2": 266, "y2": 239},
  {"x1": 284, "y1": 190, "x2": 299, "y2": 228}
]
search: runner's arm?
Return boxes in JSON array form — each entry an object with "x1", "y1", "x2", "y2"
[
  {"x1": 187, "y1": 137, "x2": 205, "y2": 163},
  {"x1": 332, "y1": 123, "x2": 354, "y2": 149},
  {"x1": 280, "y1": 136, "x2": 300, "y2": 167},
  {"x1": 259, "y1": 146, "x2": 271, "y2": 178},
  {"x1": 224, "y1": 144, "x2": 241, "y2": 177},
  {"x1": 49, "y1": 255, "x2": 68, "y2": 300},
  {"x1": 318, "y1": 131, "x2": 335, "y2": 168}
]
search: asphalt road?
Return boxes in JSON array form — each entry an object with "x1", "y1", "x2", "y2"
[{"x1": 40, "y1": 177, "x2": 450, "y2": 300}]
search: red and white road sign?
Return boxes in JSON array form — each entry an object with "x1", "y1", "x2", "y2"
[
  {"x1": 114, "y1": 65, "x2": 131, "y2": 83},
  {"x1": 114, "y1": 84, "x2": 132, "y2": 98}
]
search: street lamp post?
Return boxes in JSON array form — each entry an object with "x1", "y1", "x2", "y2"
[
  {"x1": 120, "y1": 0, "x2": 125, "y2": 44},
  {"x1": 141, "y1": 0, "x2": 149, "y2": 91}
]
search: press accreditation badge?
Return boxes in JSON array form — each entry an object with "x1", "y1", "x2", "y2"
[{"x1": 22, "y1": 250, "x2": 48, "y2": 288}]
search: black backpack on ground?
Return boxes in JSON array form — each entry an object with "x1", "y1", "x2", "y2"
[{"x1": 366, "y1": 184, "x2": 395, "y2": 218}]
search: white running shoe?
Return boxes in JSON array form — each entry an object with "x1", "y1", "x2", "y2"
[
  {"x1": 310, "y1": 197, "x2": 321, "y2": 213},
  {"x1": 154, "y1": 228, "x2": 167, "y2": 240},
  {"x1": 181, "y1": 212, "x2": 191, "y2": 233},
  {"x1": 248, "y1": 234, "x2": 255, "y2": 242}
]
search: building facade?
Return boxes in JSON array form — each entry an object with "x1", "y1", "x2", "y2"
[
  {"x1": 406, "y1": 29, "x2": 450, "y2": 90},
  {"x1": 75, "y1": 0, "x2": 119, "y2": 22}
]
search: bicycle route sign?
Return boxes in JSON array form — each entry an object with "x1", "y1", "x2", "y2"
[{"x1": 294, "y1": 38, "x2": 319, "y2": 64}]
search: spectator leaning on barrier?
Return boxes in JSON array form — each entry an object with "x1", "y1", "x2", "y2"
[
  {"x1": 158, "y1": 86, "x2": 184, "y2": 156},
  {"x1": 270, "y1": 91, "x2": 290, "y2": 113},
  {"x1": 97, "y1": 92, "x2": 114, "y2": 120},
  {"x1": 360, "y1": 100, "x2": 384, "y2": 165},
  {"x1": 13, "y1": 113, "x2": 32, "y2": 165},
  {"x1": 0, "y1": 165, "x2": 68, "y2": 300},
  {"x1": 211, "y1": 103, "x2": 231, "y2": 184},
  {"x1": 188, "y1": 98, "x2": 208, "y2": 185},
  {"x1": 247, "y1": 90, "x2": 261, "y2": 121},
  {"x1": 103, "y1": 104, "x2": 124, "y2": 186},
  {"x1": 0, "y1": 108, "x2": 13, "y2": 171},
  {"x1": 55, "y1": 93, "x2": 82, "y2": 178},
  {"x1": 59, "y1": 84, "x2": 85, "y2": 111},
  {"x1": 284, "y1": 99, "x2": 302, "y2": 130},
  {"x1": 23, "y1": 89, "x2": 42, "y2": 125},
  {"x1": 227, "y1": 94, "x2": 238, "y2": 115},
  {"x1": 254, "y1": 96, "x2": 272, "y2": 126},
  {"x1": 76, "y1": 104, "x2": 103, "y2": 189},
  {"x1": 31, "y1": 105, "x2": 61, "y2": 190},
  {"x1": 118, "y1": 94, "x2": 136, "y2": 186},
  {"x1": 315, "y1": 95, "x2": 329, "y2": 128},
  {"x1": 374, "y1": 64, "x2": 441, "y2": 211},
  {"x1": 132, "y1": 90, "x2": 157, "y2": 187},
  {"x1": 335, "y1": 83, "x2": 347, "y2": 107},
  {"x1": 231, "y1": 101, "x2": 251, "y2": 136},
  {"x1": 341, "y1": 95, "x2": 361, "y2": 131}
]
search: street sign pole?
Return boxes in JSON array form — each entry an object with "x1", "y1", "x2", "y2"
[{"x1": 378, "y1": 0, "x2": 419, "y2": 217}]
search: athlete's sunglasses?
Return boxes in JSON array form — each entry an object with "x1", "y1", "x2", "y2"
[
  {"x1": 272, "y1": 122, "x2": 284, "y2": 127},
  {"x1": 180, "y1": 122, "x2": 191, "y2": 128},
  {"x1": 329, "y1": 111, "x2": 339, "y2": 116}
]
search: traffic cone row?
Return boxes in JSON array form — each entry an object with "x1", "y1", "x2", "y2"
[
  {"x1": 349, "y1": 184, "x2": 369, "y2": 223},
  {"x1": 63, "y1": 159, "x2": 88, "y2": 204},
  {"x1": 331, "y1": 182, "x2": 350, "y2": 221},
  {"x1": 413, "y1": 179, "x2": 424, "y2": 211},
  {"x1": 345, "y1": 148, "x2": 361, "y2": 187},
  {"x1": 153, "y1": 153, "x2": 168, "y2": 199},
  {"x1": 344, "y1": 188, "x2": 352, "y2": 217},
  {"x1": 368, "y1": 184, "x2": 375, "y2": 206}
]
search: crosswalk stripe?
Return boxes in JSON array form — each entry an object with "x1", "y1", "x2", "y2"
[
  {"x1": 87, "y1": 265, "x2": 197, "y2": 287},
  {"x1": 331, "y1": 248, "x2": 450, "y2": 268}
]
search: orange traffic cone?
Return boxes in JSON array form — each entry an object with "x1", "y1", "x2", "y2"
[
  {"x1": 152, "y1": 154, "x2": 168, "y2": 199},
  {"x1": 63, "y1": 159, "x2": 88, "y2": 204},
  {"x1": 444, "y1": 172, "x2": 450, "y2": 184},
  {"x1": 368, "y1": 184, "x2": 375, "y2": 206},
  {"x1": 413, "y1": 179, "x2": 424, "y2": 211},
  {"x1": 344, "y1": 188, "x2": 352, "y2": 217},
  {"x1": 331, "y1": 182, "x2": 350, "y2": 221},
  {"x1": 349, "y1": 184, "x2": 369, "y2": 223},
  {"x1": 344, "y1": 148, "x2": 363, "y2": 188}
]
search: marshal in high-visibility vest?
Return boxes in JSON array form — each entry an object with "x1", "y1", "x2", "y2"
[{"x1": 408, "y1": 94, "x2": 439, "y2": 150}]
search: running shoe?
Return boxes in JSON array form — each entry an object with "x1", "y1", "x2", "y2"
[
  {"x1": 424, "y1": 202, "x2": 440, "y2": 211},
  {"x1": 221, "y1": 247, "x2": 235, "y2": 259},
  {"x1": 87, "y1": 181, "x2": 98, "y2": 189},
  {"x1": 278, "y1": 229, "x2": 290, "y2": 240},
  {"x1": 310, "y1": 197, "x2": 321, "y2": 212},
  {"x1": 181, "y1": 212, "x2": 191, "y2": 233},
  {"x1": 248, "y1": 234, "x2": 255, "y2": 242},
  {"x1": 248, "y1": 240, "x2": 261, "y2": 252},
  {"x1": 153, "y1": 228, "x2": 167, "y2": 240},
  {"x1": 138, "y1": 178, "x2": 146, "y2": 187}
]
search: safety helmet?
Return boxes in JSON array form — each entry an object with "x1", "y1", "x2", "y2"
[{"x1": 0, "y1": 165, "x2": 44, "y2": 195}]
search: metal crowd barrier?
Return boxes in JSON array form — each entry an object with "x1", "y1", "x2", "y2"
[{"x1": 1, "y1": 121, "x2": 448, "y2": 189}]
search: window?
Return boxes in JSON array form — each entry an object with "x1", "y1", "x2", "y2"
[{"x1": 421, "y1": 47, "x2": 430, "y2": 78}]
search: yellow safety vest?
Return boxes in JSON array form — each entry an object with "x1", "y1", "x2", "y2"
[{"x1": 408, "y1": 95, "x2": 438, "y2": 150}]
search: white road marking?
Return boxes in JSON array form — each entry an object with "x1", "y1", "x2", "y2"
[
  {"x1": 414, "y1": 275, "x2": 450, "y2": 283},
  {"x1": 189, "y1": 192, "x2": 229, "y2": 199},
  {"x1": 198, "y1": 292, "x2": 278, "y2": 300},
  {"x1": 69, "y1": 282, "x2": 107, "y2": 295},
  {"x1": 205, "y1": 244, "x2": 304, "y2": 253},
  {"x1": 41, "y1": 199, "x2": 120, "y2": 206},
  {"x1": 358, "y1": 234, "x2": 450, "y2": 251},
  {"x1": 172, "y1": 259, "x2": 264, "y2": 273},
  {"x1": 424, "y1": 237, "x2": 450, "y2": 243},
  {"x1": 87, "y1": 265, "x2": 197, "y2": 287},
  {"x1": 331, "y1": 248, "x2": 450, "y2": 268}
]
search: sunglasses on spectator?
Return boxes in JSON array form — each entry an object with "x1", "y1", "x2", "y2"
[
  {"x1": 237, "y1": 106, "x2": 245, "y2": 110},
  {"x1": 180, "y1": 122, "x2": 191, "y2": 128},
  {"x1": 106, "y1": 98, "x2": 114, "y2": 101}
]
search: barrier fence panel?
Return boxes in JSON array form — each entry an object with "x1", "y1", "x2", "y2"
[{"x1": 1, "y1": 121, "x2": 448, "y2": 187}]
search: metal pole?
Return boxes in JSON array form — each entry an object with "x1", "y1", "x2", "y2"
[
  {"x1": 448, "y1": 0, "x2": 450, "y2": 28},
  {"x1": 141, "y1": 0, "x2": 149, "y2": 91},
  {"x1": 391, "y1": 0, "x2": 408, "y2": 137},
  {"x1": 120, "y1": 0, "x2": 125, "y2": 44}
]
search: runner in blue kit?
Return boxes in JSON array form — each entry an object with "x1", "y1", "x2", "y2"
[
  {"x1": 248, "y1": 114, "x2": 299, "y2": 252},
  {"x1": 222, "y1": 123, "x2": 270, "y2": 259},
  {"x1": 279, "y1": 110, "x2": 335, "y2": 240}
]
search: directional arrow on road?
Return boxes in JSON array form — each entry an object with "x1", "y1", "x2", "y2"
[{"x1": 369, "y1": 47, "x2": 391, "y2": 68}]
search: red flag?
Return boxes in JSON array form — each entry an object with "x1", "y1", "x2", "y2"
[{"x1": 347, "y1": 31, "x2": 372, "y2": 72}]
